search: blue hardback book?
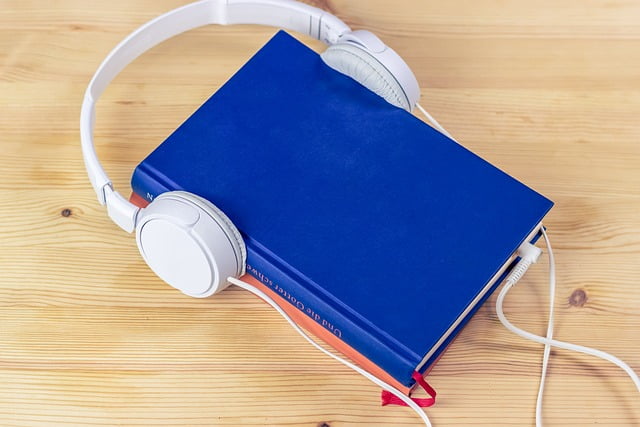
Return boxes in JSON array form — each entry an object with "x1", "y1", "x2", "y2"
[{"x1": 131, "y1": 31, "x2": 553, "y2": 388}]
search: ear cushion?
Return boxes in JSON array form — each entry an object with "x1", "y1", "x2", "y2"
[{"x1": 321, "y1": 43, "x2": 411, "y2": 111}]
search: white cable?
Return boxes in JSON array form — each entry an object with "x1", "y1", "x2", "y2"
[
  {"x1": 496, "y1": 228, "x2": 640, "y2": 427},
  {"x1": 231, "y1": 227, "x2": 639, "y2": 426},
  {"x1": 228, "y1": 277, "x2": 433, "y2": 427},
  {"x1": 415, "y1": 102, "x2": 454, "y2": 140},
  {"x1": 415, "y1": 98, "x2": 640, "y2": 419},
  {"x1": 536, "y1": 227, "x2": 555, "y2": 427}
]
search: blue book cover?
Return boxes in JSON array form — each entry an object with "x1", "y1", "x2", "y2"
[{"x1": 131, "y1": 31, "x2": 553, "y2": 388}]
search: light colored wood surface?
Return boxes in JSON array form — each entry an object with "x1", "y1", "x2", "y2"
[{"x1": 1, "y1": 1, "x2": 639, "y2": 425}]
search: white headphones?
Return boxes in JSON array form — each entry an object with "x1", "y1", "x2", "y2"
[
  {"x1": 80, "y1": 0, "x2": 420, "y2": 298},
  {"x1": 81, "y1": 4, "x2": 640, "y2": 424}
]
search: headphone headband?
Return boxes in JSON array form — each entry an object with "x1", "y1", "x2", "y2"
[{"x1": 80, "y1": 0, "x2": 351, "y2": 232}]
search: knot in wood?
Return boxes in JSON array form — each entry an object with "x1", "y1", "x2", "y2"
[{"x1": 568, "y1": 288, "x2": 588, "y2": 307}]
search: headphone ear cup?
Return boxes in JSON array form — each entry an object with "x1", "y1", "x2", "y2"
[
  {"x1": 135, "y1": 191, "x2": 246, "y2": 298},
  {"x1": 321, "y1": 43, "x2": 412, "y2": 111}
]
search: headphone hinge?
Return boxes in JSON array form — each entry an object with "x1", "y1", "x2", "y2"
[{"x1": 104, "y1": 185, "x2": 139, "y2": 233}]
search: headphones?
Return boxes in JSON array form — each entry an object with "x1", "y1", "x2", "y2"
[
  {"x1": 81, "y1": 4, "x2": 640, "y2": 424},
  {"x1": 80, "y1": 0, "x2": 421, "y2": 298}
]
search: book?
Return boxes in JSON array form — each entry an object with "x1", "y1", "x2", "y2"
[
  {"x1": 130, "y1": 30, "x2": 553, "y2": 390},
  {"x1": 131, "y1": 193, "x2": 542, "y2": 395}
]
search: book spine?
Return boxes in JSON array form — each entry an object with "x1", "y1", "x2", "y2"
[
  {"x1": 131, "y1": 163, "x2": 172, "y2": 204},
  {"x1": 245, "y1": 243, "x2": 419, "y2": 387},
  {"x1": 131, "y1": 163, "x2": 421, "y2": 388}
]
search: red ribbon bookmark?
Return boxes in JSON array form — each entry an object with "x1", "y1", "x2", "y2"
[{"x1": 380, "y1": 371, "x2": 436, "y2": 408}]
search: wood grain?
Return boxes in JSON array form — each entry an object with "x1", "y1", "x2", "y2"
[{"x1": 1, "y1": 1, "x2": 639, "y2": 425}]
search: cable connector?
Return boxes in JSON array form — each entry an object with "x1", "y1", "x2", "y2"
[
  {"x1": 506, "y1": 242, "x2": 542, "y2": 287},
  {"x1": 517, "y1": 241, "x2": 542, "y2": 264}
]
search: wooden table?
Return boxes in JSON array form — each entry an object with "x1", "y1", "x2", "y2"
[{"x1": 1, "y1": 1, "x2": 639, "y2": 425}]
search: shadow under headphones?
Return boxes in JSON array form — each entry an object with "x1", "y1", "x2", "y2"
[{"x1": 80, "y1": 0, "x2": 421, "y2": 298}]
